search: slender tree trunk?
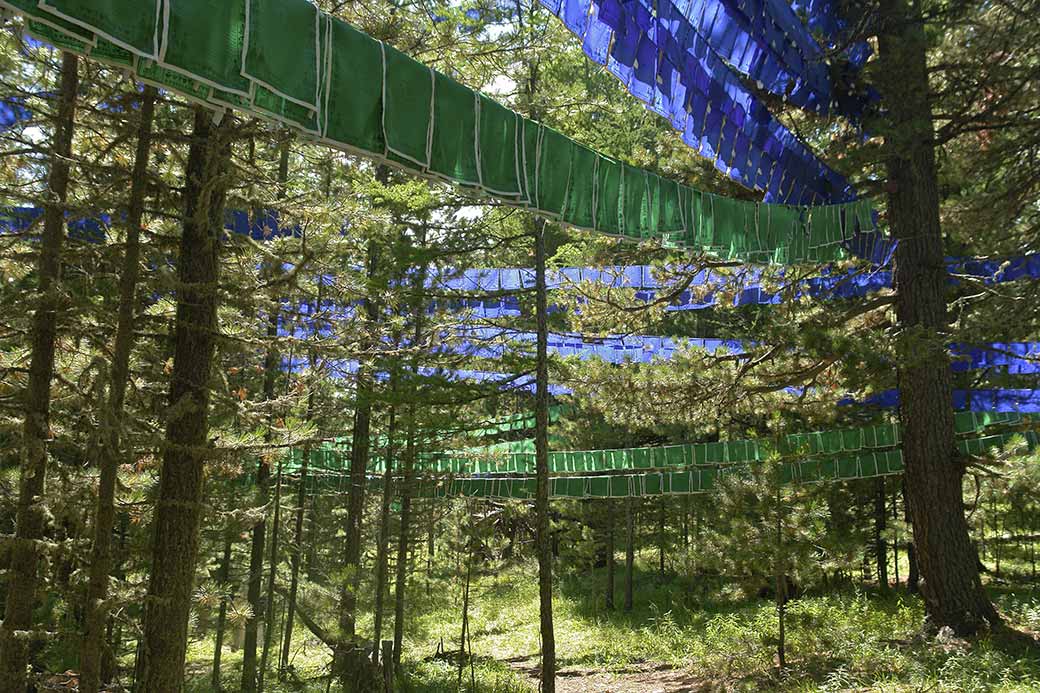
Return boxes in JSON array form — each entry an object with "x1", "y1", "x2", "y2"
[
  {"x1": 280, "y1": 448, "x2": 307, "y2": 674},
  {"x1": 606, "y1": 504, "x2": 615, "y2": 610},
  {"x1": 372, "y1": 405, "x2": 398, "y2": 659},
  {"x1": 0, "y1": 52, "x2": 78, "y2": 693},
  {"x1": 281, "y1": 279, "x2": 321, "y2": 675},
  {"x1": 135, "y1": 107, "x2": 233, "y2": 690},
  {"x1": 212, "y1": 532, "x2": 234, "y2": 691},
  {"x1": 259, "y1": 456, "x2": 285, "y2": 690},
  {"x1": 258, "y1": 136, "x2": 293, "y2": 693},
  {"x1": 876, "y1": 0, "x2": 998, "y2": 634},
  {"x1": 79, "y1": 84, "x2": 157, "y2": 693},
  {"x1": 625, "y1": 498, "x2": 635, "y2": 612},
  {"x1": 874, "y1": 478, "x2": 888, "y2": 590},
  {"x1": 393, "y1": 235, "x2": 428, "y2": 665},
  {"x1": 336, "y1": 236, "x2": 381, "y2": 691},
  {"x1": 658, "y1": 499, "x2": 666, "y2": 578},
  {"x1": 243, "y1": 324, "x2": 279, "y2": 693},
  {"x1": 534, "y1": 218, "x2": 555, "y2": 692}
]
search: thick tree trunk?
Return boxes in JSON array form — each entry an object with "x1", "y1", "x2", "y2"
[
  {"x1": 80, "y1": 84, "x2": 157, "y2": 693},
  {"x1": 877, "y1": 0, "x2": 998, "y2": 634},
  {"x1": 0, "y1": 52, "x2": 78, "y2": 693},
  {"x1": 135, "y1": 107, "x2": 232, "y2": 690},
  {"x1": 212, "y1": 532, "x2": 234, "y2": 691},
  {"x1": 534, "y1": 218, "x2": 555, "y2": 693}
]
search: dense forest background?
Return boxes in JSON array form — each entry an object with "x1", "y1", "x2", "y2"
[{"x1": 0, "y1": 0, "x2": 1039, "y2": 691}]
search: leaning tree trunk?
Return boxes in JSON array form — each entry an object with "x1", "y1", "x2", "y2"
[
  {"x1": 80, "y1": 84, "x2": 157, "y2": 693},
  {"x1": 534, "y1": 218, "x2": 556, "y2": 693},
  {"x1": 0, "y1": 52, "x2": 78, "y2": 693},
  {"x1": 876, "y1": 0, "x2": 999, "y2": 634},
  {"x1": 135, "y1": 107, "x2": 232, "y2": 690}
]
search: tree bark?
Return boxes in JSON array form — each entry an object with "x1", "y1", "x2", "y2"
[
  {"x1": 0, "y1": 52, "x2": 78, "y2": 693},
  {"x1": 534, "y1": 218, "x2": 555, "y2": 693},
  {"x1": 336, "y1": 236, "x2": 381, "y2": 691},
  {"x1": 877, "y1": 0, "x2": 998, "y2": 634},
  {"x1": 135, "y1": 107, "x2": 232, "y2": 691},
  {"x1": 79, "y1": 84, "x2": 157, "y2": 693},
  {"x1": 606, "y1": 504, "x2": 615, "y2": 610},
  {"x1": 372, "y1": 404, "x2": 397, "y2": 659},
  {"x1": 874, "y1": 477, "x2": 888, "y2": 590},
  {"x1": 257, "y1": 136, "x2": 293, "y2": 693},
  {"x1": 625, "y1": 498, "x2": 635, "y2": 612},
  {"x1": 212, "y1": 532, "x2": 234, "y2": 691}
]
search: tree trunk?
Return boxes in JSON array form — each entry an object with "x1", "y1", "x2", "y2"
[
  {"x1": 135, "y1": 107, "x2": 232, "y2": 691},
  {"x1": 625, "y1": 498, "x2": 635, "y2": 612},
  {"x1": 877, "y1": 0, "x2": 998, "y2": 634},
  {"x1": 212, "y1": 532, "x2": 234, "y2": 691},
  {"x1": 281, "y1": 278, "x2": 321, "y2": 675},
  {"x1": 243, "y1": 308, "x2": 280, "y2": 693},
  {"x1": 280, "y1": 447, "x2": 307, "y2": 674},
  {"x1": 606, "y1": 504, "x2": 615, "y2": 610},
  {"x1": 0, "y1": 52, "x2": 78, "y2": 693},
  {"x1": 393, "y1": 234, "x2": 428, "y2": 665},
  {"x1": 336, "y1": 236, "x2": 381, "y2": 691},
  {"x1": 874, "y1": 478, "x2": 888, "y2": 590},
  {"x1": 79, "y1": 84, "x2": 157, "y2": 693},
  {"x1": 259, "y1": 455, "x2": 285, "y2": 690},
  {"x1": 372, "y1": 404, "x2": 397, "y2": 659},
  {"x1": 658, "y1": 499, "x2": 666, "y2": 578},
  {"x1": 534, "y1": 218, "x2": 555, "y2": 693},
  {"x1": 257, "y1": 137, "x2": 293, "y2": 693}
]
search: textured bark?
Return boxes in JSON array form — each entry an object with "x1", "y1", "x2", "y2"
[
  {"x1": 80, "y1": 84, "x2": 157, "y2": 693},
  {"x1": 0, "y1": 52, "x2": 78, "y2": 693},
  {"x1": 877, "y1": 0, "x2": 998, "y2": 634},
  {"x1": 135, "y1": 107, "x2": 232, "y2": 690},
  {"x1": 534, "y1": 219, "x2": 555, "y2": 692}
]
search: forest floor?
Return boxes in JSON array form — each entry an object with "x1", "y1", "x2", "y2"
[{"x1": 185, "y1": 560, "x2": 1040, "y2": 692}]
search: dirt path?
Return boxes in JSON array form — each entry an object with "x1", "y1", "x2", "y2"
[{"x1": 505, "y1": 656, "x2": 716, "y2": 693}]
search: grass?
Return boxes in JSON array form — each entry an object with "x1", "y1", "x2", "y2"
[{"x1": 181, "y1": 559, "x2": 1040, "y2": 692}]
